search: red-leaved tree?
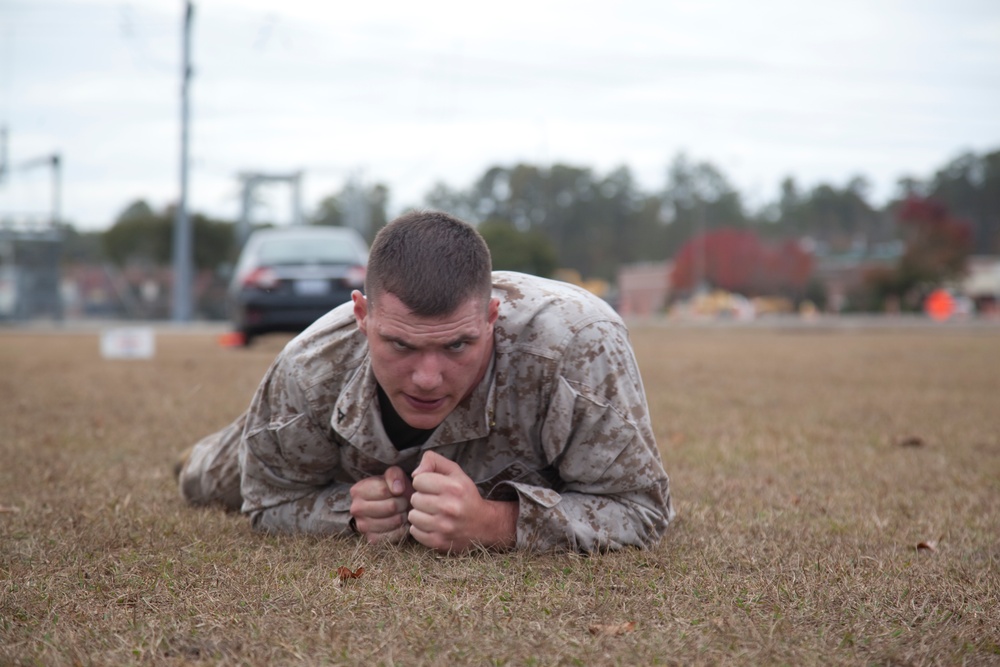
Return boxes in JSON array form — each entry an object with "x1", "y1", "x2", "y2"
[
  {"x1": 896, "y1": 196, "x2": 971, "y2": 283},
  {"x1": 670, "y1": 227, "x2": 813, "y2": 298},
  {"x1": 863, "y1": 196, "x2": 971, "y2": 310}
]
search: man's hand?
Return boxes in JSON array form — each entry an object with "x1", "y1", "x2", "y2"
[
  {"x1": 408, "y1": 451, "x2": 518, "y2": 554},
  {"x1": 349, "y1": 467, "x2": 414, "y2": 544}
]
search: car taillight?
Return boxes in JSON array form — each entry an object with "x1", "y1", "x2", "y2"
[
  {"x1": 243, "y1": 267, "x2": 279, "y2": 290},
  {"x1": 345, "y1": 265, "x2": 366, "y2": 289}
]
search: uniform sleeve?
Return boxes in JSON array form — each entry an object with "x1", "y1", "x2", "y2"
[
  {"x1": 508, "y1": 319, "x2": 674, "y2": 552},
  {"x1": 238, "y1": 357, "x2": 355, "y2": 535}
]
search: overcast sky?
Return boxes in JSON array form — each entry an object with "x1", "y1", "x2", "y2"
[{"x1": 2, "y1": 0, "x2": 999, "y2": 231}]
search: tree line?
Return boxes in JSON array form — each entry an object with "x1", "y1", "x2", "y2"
[{"x1": 59, "y1": 148, "x2": 999, "y2": 315}]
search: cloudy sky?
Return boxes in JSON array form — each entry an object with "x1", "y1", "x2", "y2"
[{"x1": 2, "y1": 0, "x2": 999, "y2": 230}]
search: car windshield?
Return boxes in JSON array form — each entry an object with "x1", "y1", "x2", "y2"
[{"x1": 257, "y1": 237, "x2": 360, "y2": 266}]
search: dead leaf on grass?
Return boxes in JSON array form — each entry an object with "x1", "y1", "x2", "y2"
[
  {"x1": 588, "y1": 621, "x2": 636, "y2": 637},
  {"x1": 0, "y1": 505, "x2": 21, "y2": 514},
  {"x1": 895, "y1": 435, "x2": 925, "y2": 448},
  {"x1": 337, "y1": 566, "x2": 365, "y2": 581},
  {"x1": 916, "y1": 540, "x2": 937, "y2": 552}
]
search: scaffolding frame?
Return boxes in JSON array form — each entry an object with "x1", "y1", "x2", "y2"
[
  {"x1": 236, "y1": 171, "x2": 304, "y2": 248},
  {"x1": 0, "y1": 128, "x2": 64, "y2": 321}
]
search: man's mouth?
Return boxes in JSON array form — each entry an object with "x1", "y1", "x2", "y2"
[{"x1": 404, "y1": 394, "x2": 446, "y2": 411}]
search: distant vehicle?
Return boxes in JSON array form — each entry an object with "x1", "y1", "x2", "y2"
[{"x1": 228, "y1": 226, "x2": 368, "y2": 345}]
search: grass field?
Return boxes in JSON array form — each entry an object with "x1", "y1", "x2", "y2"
[{"x1": 1, "y1": 322, "x2": 998, "y2": 666}]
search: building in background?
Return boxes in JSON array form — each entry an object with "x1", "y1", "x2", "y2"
[{"x1": 616, "y1": 261, "x2": 672, "y2": 317}]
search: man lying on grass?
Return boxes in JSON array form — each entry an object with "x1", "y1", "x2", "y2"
[{"x1": 177, "y1": 210, "x2": 673, "y2": 553}]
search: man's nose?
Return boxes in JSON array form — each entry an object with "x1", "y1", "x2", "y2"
[{"x1": 411, "y1": 352, "x2": 443, "y2": 391}]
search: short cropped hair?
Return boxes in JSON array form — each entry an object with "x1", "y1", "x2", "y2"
[{"x1": 364, "y1": 210, "x2": 493, "y2": 316}]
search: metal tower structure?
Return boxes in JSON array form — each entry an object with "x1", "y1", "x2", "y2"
[
  {"x1": 0, "y1": 126, "x2": 64, "y2": 321},
  {"x1": 236, "y1": 170, "x2": 304, "y2": 247}
]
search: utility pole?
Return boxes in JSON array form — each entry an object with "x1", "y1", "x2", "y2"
[
  {"x1": 51, "y1": 154, "x2": 61, "y2": 225},
  {"x1": 0, "y1": 126, "x2": 8, "y2": 183},
  {"x1": 694, "y1": 197, "x2": 706, "y2": 296},
  {"x1": 172, "y1": 0, "x2": 194, "y2": 322}
]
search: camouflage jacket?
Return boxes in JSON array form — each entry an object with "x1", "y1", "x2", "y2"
[{"x1": 240, "y1": 271, "x2": 673, "y2": 552}]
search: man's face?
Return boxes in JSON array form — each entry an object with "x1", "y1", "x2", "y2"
[{"x1": 353, "y1": 290, "x2": 499, "y2": 430}]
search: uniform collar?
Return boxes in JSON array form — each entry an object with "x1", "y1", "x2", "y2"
[{"x1": 331, "y1": 352, "x2": 497, "y2": 464}]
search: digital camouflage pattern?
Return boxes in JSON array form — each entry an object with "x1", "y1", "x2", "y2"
[{"x1": 180, "y1": 271, "x2": 674, "y2": 552}]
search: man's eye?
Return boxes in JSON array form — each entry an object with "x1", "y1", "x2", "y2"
[
  {"x1": 447, "y1": 341, "x2": 467, "y2": 351},
  {"x1": 391, "y1": 341, "x2": 411, "y2": 351}
]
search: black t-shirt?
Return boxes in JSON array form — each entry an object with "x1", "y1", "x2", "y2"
[{"x1": 377, "y1": 385, "x2": 436, "y2": 450}]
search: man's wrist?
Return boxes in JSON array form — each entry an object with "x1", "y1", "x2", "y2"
[{"x1": 482, "y1": 500, "x2": 518, "y2": 550}]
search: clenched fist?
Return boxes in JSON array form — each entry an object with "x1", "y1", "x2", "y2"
[
  {"x1": 408, "y1": 451, "x2": 518, "y2": 553},
  {"x1": 349, "y1": 466, "x2": 414, "y2": 544}
]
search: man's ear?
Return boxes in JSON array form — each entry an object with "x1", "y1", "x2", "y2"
[
  {"x1": 352, "y1": 290, "x2": 368, "y2": 334},
  {"x1": 487, "y1": 297, "x2": 500, "y2": 326}
]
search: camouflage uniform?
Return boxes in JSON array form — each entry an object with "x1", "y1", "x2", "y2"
[{"x1": 180, "y1": 271, "x2": 673, "y2": 552}]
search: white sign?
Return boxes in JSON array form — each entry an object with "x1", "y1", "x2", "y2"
[{"x1": 100, "y1": 327, "x2": 156, "y2": 359}]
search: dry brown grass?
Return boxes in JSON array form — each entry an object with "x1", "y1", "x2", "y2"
[{"x1": 2, "y1": 322, "x2": 998, "y2": 666}]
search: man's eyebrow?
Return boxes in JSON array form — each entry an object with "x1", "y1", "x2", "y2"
[
  {"x1": 444, "y1": 332, "x2": 480, "y2": 346},
  {"x1": 379, "y1": 333, "x2": 413, "y2": 347},
  {"x1": 379, "y1": 331, "x2": 480, "y2": 348}
]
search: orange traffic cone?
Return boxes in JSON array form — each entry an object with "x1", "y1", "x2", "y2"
[{"x1": 218, "y1": 331, "x2": 246, "y2": 347}]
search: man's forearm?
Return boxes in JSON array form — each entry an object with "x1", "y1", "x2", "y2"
[
  {"x1": 247, "y1": 484, "x2": 354, "y2": 535},
  {"x1": 511, "y1": 483, "x2": 672, "y2": 552}
]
